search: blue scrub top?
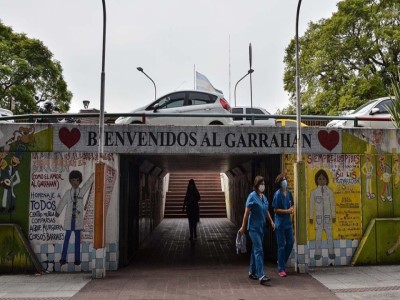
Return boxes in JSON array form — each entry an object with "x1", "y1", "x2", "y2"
[
  {"x1": 272, "y1": 189, "x2": 293, "y2": 229},
  {"x1": 246, "y1": 191, "x2": 268, "y2": 234}
]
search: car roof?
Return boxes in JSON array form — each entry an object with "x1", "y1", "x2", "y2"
[
  {"x1": 0, "y1": 108, "x2": 13, "y2": 115},
  {"x1": 160, "y1": 90, "x2": 223, "y2": 98}
]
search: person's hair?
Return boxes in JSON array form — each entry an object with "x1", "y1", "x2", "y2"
[
  {"x1": 253, "y1": 176, "x2": 264, "y2": 190},
  {"x1": 69, "y1": 170, "x2": 83, "y2": 183},
  {"x1": 275, "y1": 173, "x2": 286, "y2": 184},
  {"x1": 314, "y1": 169, "x2": 329, "y2": 186}
]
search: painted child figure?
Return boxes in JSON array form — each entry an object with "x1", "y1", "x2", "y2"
[
  {"x1": 56, "y1": 170, "x2": 94, "y2": 266},
  {"x1": 309, "y1": 169, "x2": 336, "y2": 260}
]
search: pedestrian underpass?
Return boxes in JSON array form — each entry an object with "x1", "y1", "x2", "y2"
[{"x1": 118, "y1": 153, "x2": 281, "y2": 267}]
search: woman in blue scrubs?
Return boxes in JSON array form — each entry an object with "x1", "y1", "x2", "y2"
[
  {"x1": 239, "y1": 176, "x2": 275, "y2": 285},
  {"x1": 272, "y1": 174, "x2": 294, "y2": 277}
]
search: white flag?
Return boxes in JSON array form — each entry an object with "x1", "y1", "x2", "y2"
[{"x1": 195, "y1": 71, "x2": 223, "y2": 95}]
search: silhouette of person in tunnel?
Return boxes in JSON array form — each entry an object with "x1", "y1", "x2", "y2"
[{"x1": 182, "y1": 179, "x2": 200, "y2": 241}]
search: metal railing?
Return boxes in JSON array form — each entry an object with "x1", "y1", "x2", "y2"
[{"x1": 0, "y1": 112, "x2": 392, "y2": 127}]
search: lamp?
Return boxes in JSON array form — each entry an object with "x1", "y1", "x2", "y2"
[
  {"x1": 234, "y1": 69, "x2": 254, "y2": 107},
  {"x1": 83, "y1": 100, "x2": 90, "y2": 109},
  {"x1": 137, "y1": 67, "x2": 157, "y2": 100}
]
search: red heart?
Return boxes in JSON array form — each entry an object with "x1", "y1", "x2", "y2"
[
  {"x1": 318, "y1": 130, "x2": 339, "y2": 151},
  {"x1": 59, "y1": 127, "x2": 81, "y2": 149}
]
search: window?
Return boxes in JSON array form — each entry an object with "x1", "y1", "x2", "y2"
[
  {"x1": 245, "y1": 108, "x2": 268, "y2": 121},
  {"x1": 232, "y1": 108, "x2": 243, "y2": 121},
  {"x1": 147, "y1": 92, "x2": 185, "y2": 110},
  {"x1": 187, "y1": 92, "x2": 216, "y2": 106},
  {"x1": 374, "y1": 99, "x2": 392, "y2": 114}
]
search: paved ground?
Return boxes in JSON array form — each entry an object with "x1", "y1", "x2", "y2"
[{"x1": 1, "y1": 218, "x2": 399, "y2": 299}]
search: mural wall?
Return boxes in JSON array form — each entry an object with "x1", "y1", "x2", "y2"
[{"x1": 2, "y1": 123, "x2": 400, "y2": 271}]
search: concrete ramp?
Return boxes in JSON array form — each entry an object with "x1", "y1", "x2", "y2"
[
  {"x1": 0, "y1": 223, "x2": 43, "y2": 273},
  {"x1": 352, "y1": 218, "x2": 400, "y2": 265}
]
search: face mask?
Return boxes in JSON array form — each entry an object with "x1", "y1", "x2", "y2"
[
  {"x1": 259, "y1": 184, "x2": 265, "y2": 193},
  {"x1": 281, "y1": 180, "x2": 288, "y2": 188}
]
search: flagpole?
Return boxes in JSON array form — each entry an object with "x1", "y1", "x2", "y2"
[
  {"x1": 229, "y1": 35, "x2": 231, "y2": 103},
  {"x1": 194, "y1": 64, "x2": 196, "y2": 90}
]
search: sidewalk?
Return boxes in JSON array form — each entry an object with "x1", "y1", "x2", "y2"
[
  {"x1": 1, "y1": 219, "x2": 399, "y2": 299},
  {"x1": 310, "y1": 265, "x2": 400, "y2": 300},
  {"x1": 2, "y1": 265, "x2": 399, "y2": 299}
]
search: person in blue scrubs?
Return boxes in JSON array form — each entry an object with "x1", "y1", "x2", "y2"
[
  {"x1": 272, "y1": 174, "x2": 294, "y2": 277},
  {"x1": 239, "y1": 176, "x2": 275, "y2": 285}
]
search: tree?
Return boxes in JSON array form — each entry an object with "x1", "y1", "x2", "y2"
[
  {"x1": 283, "y1": 0, "x2": 400, "y2": 116},
  {"x1": 386, "y1": 77, "x2": 400, "y2": 128},
  {"x1": 0, "y1": 21, "x2": 72, "y2": 114}
]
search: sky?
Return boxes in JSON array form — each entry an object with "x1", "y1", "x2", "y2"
[{"x1": 0, "y1": 0, "x2": 340, "y2": 114}]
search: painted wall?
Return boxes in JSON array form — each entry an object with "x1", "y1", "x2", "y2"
[{"x1": 1, "y1": 123, "x2": 400, "y2": 271}]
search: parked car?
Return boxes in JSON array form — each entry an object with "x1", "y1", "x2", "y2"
[
  {"x1": 115, "y1": 90, "x2": 233, "y2": 125},
  {"x1": 327, "y1": 97, "x2": 394, "y2": 128},
  {"x1": 0, "y1": 107, "x2": 14, "y2": 123},
  {"x1": 276, "y1": 119, "x2": 308, "y2": 127},
  {"x1": 231, "y1": 106, "x2": 276, "y2": 126}
]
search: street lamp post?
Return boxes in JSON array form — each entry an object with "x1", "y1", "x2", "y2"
[
  {"x1": 295, "y1": 0, "x2": 302, "y2": 161},
  {"x1": 137, "y1": 67, "x2": 157, "y2": 100},
  {"x1": 234, "y1": 69, "x2": 254, "y2": 107}
]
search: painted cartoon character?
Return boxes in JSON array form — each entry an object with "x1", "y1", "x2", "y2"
[
  {"x1": 0, "y1": 151, "x2": 22, "y2": 213},
  {"x1": 309, "y1": 169, "x2": 336, "y2": 260},
  {"x1": 372, "y1": 129, "x2": 384, "y2": 154},
  {"x1": 6, "y1": 126, "x2": 36, "y2": 147},
  {"x1": 392, "y1": 149, "x2": 400, "y2": 189},
  {"x1": 361, "y1": 144, "x2": 375, "y2": 199},
  {"x1": 378, "y1": 155, "x2": 392, "y2": 202},
  {"x1": 56, "y1": 170, "x2": 94, "y2": 266}
]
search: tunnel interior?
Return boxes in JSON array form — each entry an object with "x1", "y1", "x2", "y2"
[{"x1": 118, "y1": 153, "x2": 281, "y2": 267}]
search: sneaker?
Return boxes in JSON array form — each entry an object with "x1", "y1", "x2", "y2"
[
  {"x1": 74, "y1": 260, "x2": 81, "y2": 266},
  {"x1": 248, "y1": 273, "x2": 258, "y2": 280},
  {"x1": 59, "y1": 259, "x2": 67, "y2": 266},
  {"x1": 259, "y1": 276, "x2": 271, "y2": 285},
  {"x1": 278, "y1": 271, "x2": 287, "y2": 277}
]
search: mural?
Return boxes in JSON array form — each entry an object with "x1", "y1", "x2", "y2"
[
  {"x1": 29, "y1": 152, "x2": 119, "y2": 271},
  {"x1": 309, "y1": 169, "x2": 336, "y2": 260}
]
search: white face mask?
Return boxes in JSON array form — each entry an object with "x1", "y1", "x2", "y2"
[{"x1": 258, "y1": 184, "x2": 265, "y2": 193}]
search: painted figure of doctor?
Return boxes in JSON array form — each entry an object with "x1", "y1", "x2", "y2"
[
  {"x1": 56, "y1": 170, "x2": 94, "y2": 266},
  {"x1": 309, "y1": 169, "x2": 336, "y2": 260}
]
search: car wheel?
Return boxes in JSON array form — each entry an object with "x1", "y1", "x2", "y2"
[{"x1": 209, "y1": 121, "x2": 223, "y2": 125}]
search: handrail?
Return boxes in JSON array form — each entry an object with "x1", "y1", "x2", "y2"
[{"x1": 0, "y1": 112, "x2": 392, "y2": 126}]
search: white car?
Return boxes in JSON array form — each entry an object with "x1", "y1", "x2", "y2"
[
  {"x1": 115, "y1": 90, "x2": 233, "y2": 125},
  {"x1": 0, "y1": 107, "x2": 14, "y2": 123},
  {"x1": 327, "y1": 96, "x2": 394, "y2": 128},
  {"x1": 231, "y1": 106, "x2": 276, "y2": 126}
]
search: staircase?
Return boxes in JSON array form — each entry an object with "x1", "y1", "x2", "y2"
[{"x1": 164, "y1": 173, "x2": 227, "y2": 218}]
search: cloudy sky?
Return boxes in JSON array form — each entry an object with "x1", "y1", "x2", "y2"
[{"x1": 0, "y1": 0, "x2": 339, "y2": 114}]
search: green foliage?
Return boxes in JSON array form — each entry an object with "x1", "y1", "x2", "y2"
[
  {"x1": 0, "y1": 21, "x2": 72, "y2": 114},
  {"x1": 283, "y1": 0, "x2": 400, "y2": 116},
  {"x1": 385, "y1": 79, "x2": 400, "y2": 128}
]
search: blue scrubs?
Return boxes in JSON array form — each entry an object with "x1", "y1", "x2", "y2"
[
  {"x1": 246, "y1": 191, "x2": 268, "y2": 279},
  {"x1": 272, "y1": 189, "x2": 294, "y2": 272}
]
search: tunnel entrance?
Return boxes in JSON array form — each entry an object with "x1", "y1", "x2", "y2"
[{"x1": 118, "y1": 154, "x2": 281, "y2": 267}]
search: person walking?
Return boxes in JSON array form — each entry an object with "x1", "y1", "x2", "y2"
[
  {"x1": 182, "y1": 179, "x2": 200, "y2": 241},
  {"x1": 272, "y1": 174, "x2": 294, "y2": 277},
  {"x1": 239, "y1": 175, "x2": 275, "y2": 285}
]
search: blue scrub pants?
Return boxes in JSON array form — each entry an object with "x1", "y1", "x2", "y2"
[
  {"x1": 275, "y1": 225, "x2": 294, "y2": 272},
  {"x1": 61, "y1": 219, "x2": 81, "y2": 262},
  {"x1": 248, "y1": 230, "x2": 265, "y2": 279}
]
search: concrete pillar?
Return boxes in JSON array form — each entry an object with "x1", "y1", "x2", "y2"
[{"x1": 294, "y1": 161, "x2": 308, "y2": 273}]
